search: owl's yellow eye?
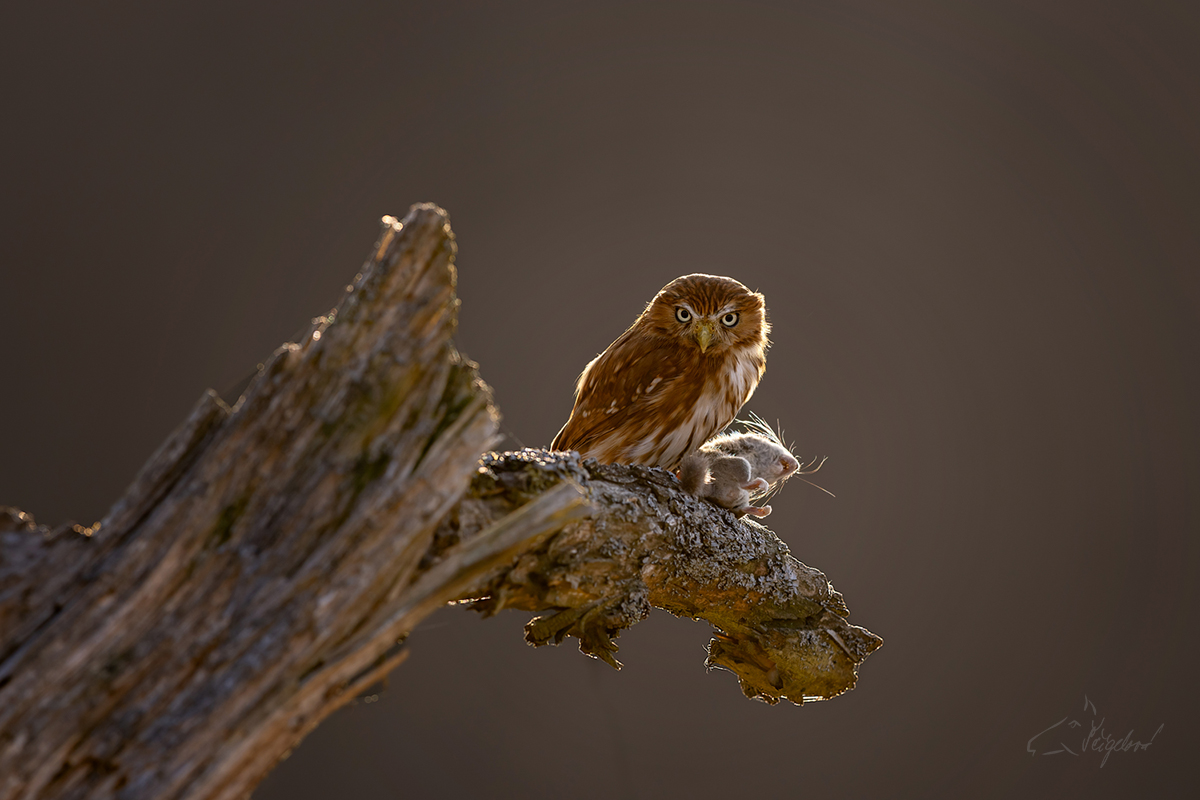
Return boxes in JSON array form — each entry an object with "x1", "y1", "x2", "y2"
[
  {"x1": 675, "y1": 307, "x2": 692, "y2": 323},
  {"x1": 721, "y1": 312, "x2": 739, "y2": 328}
]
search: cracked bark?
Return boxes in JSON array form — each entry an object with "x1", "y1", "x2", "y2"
[
  {"x1": 441, "y1": 451, "x2": 881, "y2": 703},
  {"x1": 0, "y1": 204, "x2": 880, "y2": 800}
]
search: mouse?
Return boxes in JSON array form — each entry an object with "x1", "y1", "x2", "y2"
[
  {"x1": 699, "y1": 428, "x2": 800, "y2": 496},
  {"x1": 679, "y1": 452, "x2": 772, "y2": 518}
]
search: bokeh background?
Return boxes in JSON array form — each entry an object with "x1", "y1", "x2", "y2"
[{"x1": 2, "y1": 1, "x2": 1197, "y2": 797}]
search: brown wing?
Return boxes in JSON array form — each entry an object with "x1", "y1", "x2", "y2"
[{"x1": 550, "y1": 330, "x2": 691, "y2": 458}]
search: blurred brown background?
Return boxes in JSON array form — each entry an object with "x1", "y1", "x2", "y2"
[{"x1": 2, "y1": 1, "x2": 1197, "y2": 797}]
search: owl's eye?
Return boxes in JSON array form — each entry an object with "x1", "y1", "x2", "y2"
[
  {"x1": 675, "y1": 307, "x2": 692, "y2": 323},
  {"x1": 721, "y1": 312, "x2": 739, "y2": 328}
]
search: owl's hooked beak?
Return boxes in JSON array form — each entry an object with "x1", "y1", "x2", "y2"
[{"x1": 693, "y1": 320, "x2": 717, "y2": 353}]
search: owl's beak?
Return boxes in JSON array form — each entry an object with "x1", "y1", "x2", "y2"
[{"x1": 694, "y1": 320, "x2": 716, "y2": 353}]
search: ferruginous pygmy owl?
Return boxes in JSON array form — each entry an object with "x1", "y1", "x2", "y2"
[{"x1": 550, "y1": 273, "x2": 769, "y2": 470}]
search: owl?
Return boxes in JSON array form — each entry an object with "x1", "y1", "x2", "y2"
[{"x1": 550, "y1": 273, "x2": 769, "y2": 470}]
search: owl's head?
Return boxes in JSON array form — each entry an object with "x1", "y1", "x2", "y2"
[{"x1": 639, "y1": 273, "x2": 770, "y2": 355}]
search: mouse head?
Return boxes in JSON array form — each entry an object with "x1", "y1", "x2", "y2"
[{"x1": 734, "y1": 412, "x2": 830, "y2": 498}]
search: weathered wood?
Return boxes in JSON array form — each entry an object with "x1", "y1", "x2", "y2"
[
  {"x1": 0, "y1": 203, "x2": 881, "y2": 800},
  {"x1": 440, "y1": 450, "x2": 882, "y2": 704},
  {"x1": 0, "y1": 205, "x2": 511, "y2": 800}
]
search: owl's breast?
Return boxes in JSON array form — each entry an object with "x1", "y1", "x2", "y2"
[
  {"x1": 724, "y1": 344, "x2": 766, "y2": 408},
  {"x1": 620, "y1": 344, "x2": 763, "y2": 469},
  {"x1": 556, "y1": 337, "x2": 764, "y2": 470}
]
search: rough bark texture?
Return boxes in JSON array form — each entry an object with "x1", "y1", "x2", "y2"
[
  {"x1": 0, "y1": 206, "x2": 514, "y2": 800},
  {"x1": 438, "y1": 450, "x2": 881, "y2": 704},
  {"x1": 0, "y1": 203, "x2": 880, "y2": 800}
]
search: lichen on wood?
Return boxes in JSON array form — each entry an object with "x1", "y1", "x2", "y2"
[{"x1": 441, "y1": 450, "x2": 882, "y2": 704}]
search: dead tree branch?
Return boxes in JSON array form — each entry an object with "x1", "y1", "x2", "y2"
[
  {"x1": 0, "y1": 204, "x2": 880, "y2": 800},
  {"x1": 437, "y1": 450, "x2": 881, "y2": 703}
]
